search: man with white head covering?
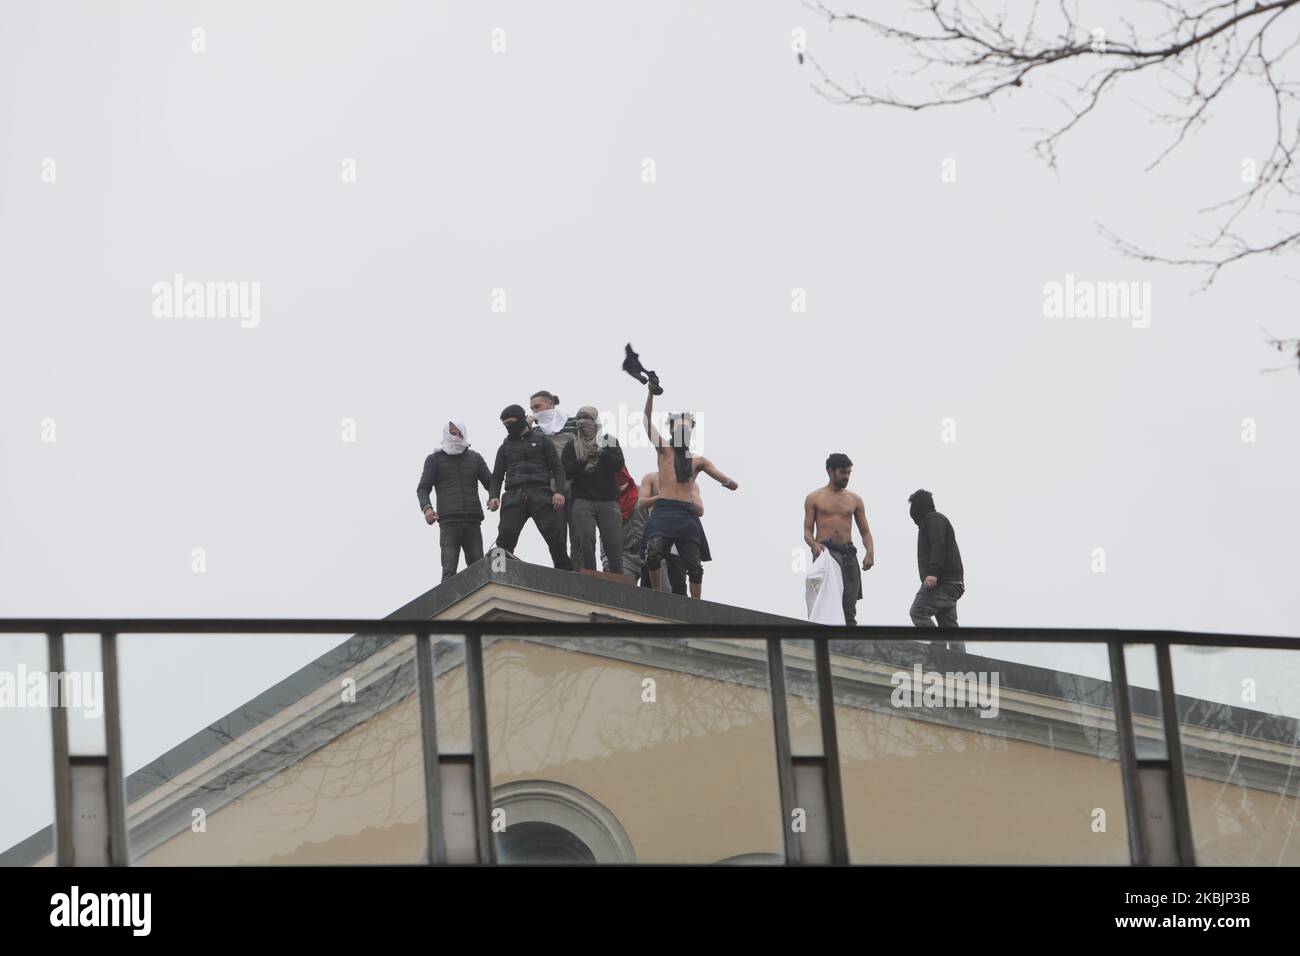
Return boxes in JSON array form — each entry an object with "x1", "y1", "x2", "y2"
[
  {"x1": 560, "y1": 405, "x2": 626, "y2": 572},
  {"x1": 416, "y1": 420, "x2": 495, "y2": 581},
  {"x1": 529, "y1": 389, "x2": 581, "y2": 558},
  {"x1": 528, "y1": 390, "x2": 576, "y2": 440}
]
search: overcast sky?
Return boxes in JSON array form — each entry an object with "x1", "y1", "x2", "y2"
[{"x1": 2, "y1": 1, "x2": 1298, "y2": 852}]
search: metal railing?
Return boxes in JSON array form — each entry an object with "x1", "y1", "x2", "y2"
[{"x1": 3, "y1": 618, "x2": 1298, "y2": 866}]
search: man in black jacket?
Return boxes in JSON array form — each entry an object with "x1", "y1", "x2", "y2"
[
  {"x1": 561, "y1": 405, "x2": 626, "y2": 573},
  {"x1": 417, "y1": 420, "x2": 494, "y2": 580},
  {"x1": 489, "y1": 404, "x2": 573, "y2": 570},
  {"x1": 908, "y1": 489, "x2": 966, "y2": 648}
]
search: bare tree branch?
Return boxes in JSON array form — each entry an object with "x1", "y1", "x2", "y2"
[{"x1": 808, "y1": 0, "x2": 1300, "y2": 287}]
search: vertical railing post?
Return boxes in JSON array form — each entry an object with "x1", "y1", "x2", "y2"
[
  {"x1": 102, "y1": 632, "x2": 129, "y2": 865},
  {"x1": 813, "y1": 636, "x2": 849, "y2": 864},
  {"x1": 47, "y1": 632, "x2": 74, "y2": 866},
  {"x1": 465, "y1": 630, "x2": 496, "y2": 863},
  {"x1": 1107, "y1": 640, "x2": 1148, "y2": 865},
  {"x1": 415, "y1": 631, "x2": 446, "y2": 864},
  {"x1": 765, "y1": 637, "x2": 801, "y2": 864},
  {"x1": 1155, "y1": 642, "x2": 1196, "y2": 866}
]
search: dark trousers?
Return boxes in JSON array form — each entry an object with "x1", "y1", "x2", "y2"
[
  {"x1": 640, "y1": 552, "x2": 686, "y2": 594},
  {"x1": 911, "y1": 581, "x2": 964, "y2": 628},
  {"x1": 645, "y1": 536, "x2": 703, "y2": 584},
  {"x1": 439, "y1": 521, "x2": 484, "y2": 581},
  {"x1": 495, "y1": 485, "x2": 573, "y2": 570},
  {"x1": 821, "y1": 539, "x2": 862, "y2": 625},
  {"x1": 572, "y1": 498, "x2": 623, "y2": 573}
]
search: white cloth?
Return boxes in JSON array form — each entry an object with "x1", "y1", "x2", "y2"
[
  {"x1": 805, "y1": 548, "x2": 846, "y2": 624},
  {"x1": 533, "y1": 408, "x2": 567, "y2": 435},
  {"x1": 440, "y1": 420, "x2": 469, "y2": 455}
]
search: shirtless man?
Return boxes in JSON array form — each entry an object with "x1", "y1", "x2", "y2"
[
  {"x1": 639, "y1": 472, "x2": 704, "y2": 516},
  {"x1": 641, "y1": 381, "x2": 737, "y2": 598},
  {"x1": 803, "y1": 453, "x2": 874, "y2": 624},
  {"x1": 638, "y1": 470, "x2": 705, "y2": 595}
]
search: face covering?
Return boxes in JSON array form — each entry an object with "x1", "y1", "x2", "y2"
[
  {"x1": 533, "y1": 408, "x2": 566, "y2": 435},
  {"x1": 909, "y1": 492, "x2": 935, "y2": 525},
  {"x1": 501, "y1": 404, "x2": 529, "y2": 438},
  {"x1": 441, "y1": 420, "x2": 469, "y2": 455},
  {"x1": 571, "y1": 406, "x2": 603, "y2": 469}
]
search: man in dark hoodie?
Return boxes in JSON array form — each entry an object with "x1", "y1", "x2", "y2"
[
  {"x1": 489, "y1": 404, "x2": 573, "y2": 570},
  {"x1": 417, "y1": 420, "x2": 495, "y2": 580},
  {"x1": 908, "y1": 489, "x2": 965, "y2": 649}
]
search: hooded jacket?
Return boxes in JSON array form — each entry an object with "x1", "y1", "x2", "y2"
[
  {"x1": 911, "y1": 493, "x2": 964, "y2": 583},
  {"x1": 490, "y1": 425, "x2": 569, "y2": 499},
  {"x1": 417, "y1": 449, "x2": 493, "y2": 521}
]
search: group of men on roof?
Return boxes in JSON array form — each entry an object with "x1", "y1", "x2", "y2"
[
  {"x1": 417, "y1": 379, "x2": 965, "y2": 636},
  {"x1": 416, "y1": 381, "x2": 736, "y2": 599}
]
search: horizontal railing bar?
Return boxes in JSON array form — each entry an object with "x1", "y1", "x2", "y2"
[{"x1": 0, "y1": 619, "x2": 1295, "y2": 648}]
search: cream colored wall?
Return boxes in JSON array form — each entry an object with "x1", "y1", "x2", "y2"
[
  {"x1": 481, "y1": 640, "x2": 782, "y2": 863},
  {"x1": 139, "y1": 690, "x2": 427, "y2": 865},
  {"x1": 1184, "y1": 777, "x2": 1300, "y2": 866},
  {"x1": 127, "y1": 638, "x2": 1299, "y2": 865},
  {"x1": 832, "y1": 703, "x2": 1131, "y2": 864}
]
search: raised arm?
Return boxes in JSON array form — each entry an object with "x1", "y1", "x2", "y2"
[
  {"x1": 854, "y1": 495, "x2": 875, "y2": 570},
  {"x1": 643, "y1": 384, "x2": 665, "y2": 447}
]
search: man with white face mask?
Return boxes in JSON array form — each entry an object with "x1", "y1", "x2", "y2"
[
  {"x1": 417, "y1": 420, "x2": 494, "y2": 580},
  {"x1": 530, "y1": 389, "x2": 581, "y2": 559},
  {"x1": 528, "y1": 390, "x2": 575, "y2": 439}
]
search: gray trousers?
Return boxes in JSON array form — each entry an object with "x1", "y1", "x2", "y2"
[
  {"x1": 439, "y1": 521, "x2": 484, "y2": 581},
  {"x1": 602, "y1": 511, "x2": 644, "y2": 579},
  {"x1": 910, "y1": 581, "x2": 964, "y2": 629},
  {"x1": 572, "y1": 498, "x2": 623, "y2": 573}
]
